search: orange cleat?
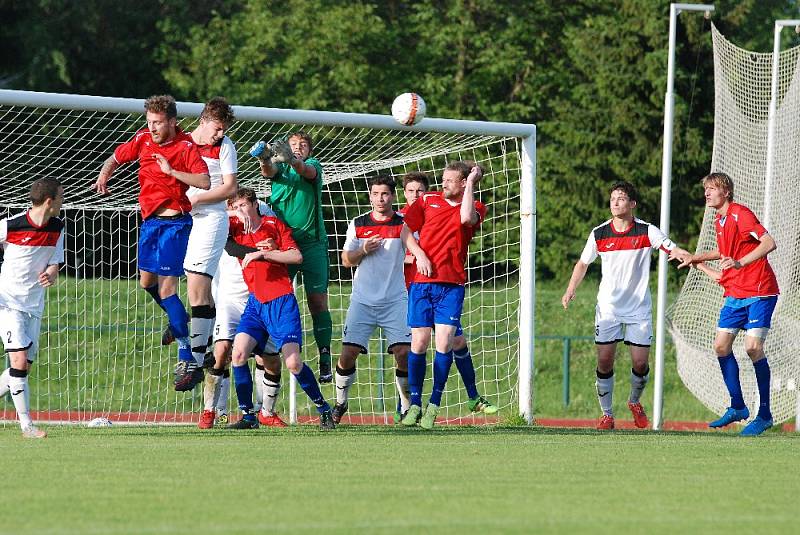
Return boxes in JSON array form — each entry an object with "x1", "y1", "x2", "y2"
[
  {"x1": 198, "y1": 409, "x2": 215, "y2": 429},
  {"x1": 257, "y1": 410, "x2": 288, "y2": 428},
  {"x1": 597, "y1": 414, "x2": 615, "y2": 430},
  {"x1": 627, "y1": 401, "x2": 649, "y2": 429}
]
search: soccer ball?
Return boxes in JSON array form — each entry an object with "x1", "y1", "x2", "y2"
[
  {"x1": 391, "y1": 93, "x2": 426, "y2": 126},
  {"x1": 87, "y1": 417, "x2": 112, "y2": 427}
]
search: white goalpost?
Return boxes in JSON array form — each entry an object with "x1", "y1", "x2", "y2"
[{"x1": 0, "y1": 89, "x2": 536, "y2": 425}]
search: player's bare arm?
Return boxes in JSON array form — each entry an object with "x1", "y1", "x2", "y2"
[
  {"x1": 460, "y1": 166, "x2": 482, "y2": 226},
  {"x1": 342, "y1": 236, "x2": 381, "y2": 267},
  {"x1": 677, "y1": 248, "x2": 721, "y2": 269},
  {"x1": 153, "y1": 153, "x2": 210, "y2": 189},
  {"x1": 259, "y1": 157, "x2": 279, "y2": 179},
  {"x1": 93, "y1": 155, "x2": 120, "y2": 194},
  {"x1": 402, "y1": 224, "x2": 432, "y2": 277},
  {"x1": 694, "y1": 261, "x2": 722, "y2": 281},
  {"x1": 562, "y1": 260, "x2": 589, "y2": 310},
  {"x1": 190, "y1": 172, "x2": 238, "y2": 207},
  {"x1": 719, "y1": 233, "x2": 776, "y2": 270},
  {"x1": 242, "y1": 247, "x2": 302, "y2": 269}
]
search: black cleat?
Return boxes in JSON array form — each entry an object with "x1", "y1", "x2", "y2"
[
  {"x1": 318, "y1": 354, "x2": 333, "y2": 384},
  {"x1": 161, "y1": 325, "x2": 175, "y2": 346},
  {"x1": 227, "y1": 414, "x2": 259, "y2": 429},
  {"x1": 332, "y1": 402, "x2": 348, "y2": 424},
  {"x1": 174, "y1": 361, "x2": 204, "y2": 392},
  {"x1": 319, "y1": 409, "x2": 336, "y2": 431}
]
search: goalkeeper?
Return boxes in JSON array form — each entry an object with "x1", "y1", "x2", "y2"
[{"x1": 251, "y1": 133, "x2": 334, "y2": 383}]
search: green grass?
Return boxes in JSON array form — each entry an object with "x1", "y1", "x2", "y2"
[{"x1": 2, "y1": 424, "x2": 798, "y2": 534}]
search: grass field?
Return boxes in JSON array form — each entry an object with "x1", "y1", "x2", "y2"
[{"x1": 2, "y1": 424, "x2": 798, "y2": 534}]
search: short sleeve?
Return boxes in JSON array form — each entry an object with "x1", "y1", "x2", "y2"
[
  {"x1": 647, "y1": 224, "x2": 675, "y2": 252},
  {"x1": 49, "y1": 232, "x2": 65, "y2": 265},
  {"x1": 0, "y1": 218, "x2": 7, "y2": 244},
  {"x1": 275, "y1": 218, "x2": 298, "y2": 251},
  {"x1": 403, "y1": 198, "x2": 425, "y2": 233},
  {"x1": 185, "y1": 143, "x2": 209, "y2": 175},
  {"x1": 257, "y1": 201, "x2": 275, "y2": 217},
  {"x1": 113, "y1": 131, "x2": 143, "y2": 165},
  {"x1": 220, "y1": 137, "x2": 238, "y2": 175},
  {"x1": 228, "y1": 217, "x2": 244, "y2": 237},
  {"x1": 736, "y1": 206, "x2": 768, "y2": 240},
  {"x1": 473, "y1": 200, "x2": 488, "y2": 227},
  {"x1": 579, "y1": 232, "x2": 598, "y2": 265},
  {"x1": 343, "y1": 220, "x2": 360, "y2": 252}
]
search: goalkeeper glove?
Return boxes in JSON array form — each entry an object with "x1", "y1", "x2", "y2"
[{"x1": 270, "y1": 140, "x2": 294, "y2": 164}]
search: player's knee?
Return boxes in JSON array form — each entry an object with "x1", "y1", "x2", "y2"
[
  {"x1": 307, "y1": 293, "x2": 328, "y2": 314},
  {"x1": 712, "y1": 340, "x2": 731, "y2": 356},
  {"x1": 284, "y1": 354, "x2": 303, "y2": 374},
  {"x1": 744, "y1": 343, "x2": 764, "y2": 360},
  {"x1": 230, "y1": 348, "x2": 247, "y2": 366}
]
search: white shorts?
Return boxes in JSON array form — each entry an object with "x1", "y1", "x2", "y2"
[
  {"x1": 184, "y1": 210, "x2": 229, "y2": 276},
  {"x1": 213, "y1": 290, "x2": 278, "y2": 355},
  {"x1": 594, "y1": 308, "x2": 652, "y2": 347},
  {"x1": 0, "y1": 306, "x2": 42, "y2": 362},
  {"x1": 342, "y1": 299, "x2": 411, "y2": 354}
]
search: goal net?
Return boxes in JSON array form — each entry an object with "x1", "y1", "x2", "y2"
[
  {"x1": 669, "y1": 25, "x2": 800, "y2": 424},
  {"x1": 0, "y1": 90, "x2": 535, "y2": 425}
]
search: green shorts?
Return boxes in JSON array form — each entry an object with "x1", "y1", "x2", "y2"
[{"x1": 289, "y1": 240, "x2": 330, "y2": 294}]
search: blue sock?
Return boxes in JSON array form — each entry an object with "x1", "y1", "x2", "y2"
[
  {"x1": 143, "y1": 284, "x2": 165, "y2": 311},
  {"x1": 717, "y1": 354, "x2": 746, "y2": 410},
  {"x1": 430, "y1": 351, "x2": 454, "y2": 406},
  {"x1": 232, "y1": 363, "x2": 254, "y2": 413},
  {"x1": 408, "y1": 351, "x2": 427, "y2": 407},
  {"x1": 162, "y1": 294, "x2": 192, "y2": 362},
  {"x1": 454, "y1": 346, "x2": 478, "y2": 399},
  {"x1": 294, "y1": 363, "x2": 330, "y2": 413},
  {"x1": 753, "y1": 358, "x2": 772, "y2": 420}
]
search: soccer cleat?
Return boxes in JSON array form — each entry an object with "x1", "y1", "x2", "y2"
[
  {"x1": 215, "y1": 411, "x2": 229, "y2": 426},
  {"x1": 174, "y1": 361, "x2": 204, "y2": 392},
  {"x1": 627, "y1": 401, "x2": 649, "y2": 429},
  {"x1": 319, "y1": 409, "x2": 336, "y2": 431},
  {"x1": 318, "y1": 355, "x2": 333, "y2": 384},
  {"x1": 21, "y1": 425, "x2": 47, "y2": 439},
  {"x1": 401, "y1": 405, "x2": 422, "y2": 426},
  {"x1": 332, "y1": 402, "x2": 348, "y2": 424},
  {"x1": 597, "y1": 414, "x2": 615, "y2": 430},
  {"x1": 708, "y1": 407, "x2": 750, "y2": 428},
  {"x1": 160, "y1": 325, "x2": 175, "y2": 346},
  {"x1": 257, "y1": 410, "x2": 288, "y2": 428},
  {"x1": 198, "y1": 410, "x2": 215, "y2": 429},
  {"x1": 420, "y1": 403, "x2": 439, "y2": 430},
  {"x1": 740, "y1": 416, "x2": 773, "y2": 436},
  {"x1": 468, "y1": 396, "x2": 499, "y2": 415},
  {"x1": 227, "y1": 414, "x2": 259, "y2": 429}
]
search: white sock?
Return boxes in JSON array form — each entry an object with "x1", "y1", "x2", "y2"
[
  {"x1": 395, "y1": 372, "x2": 410, "y2": 413},
  {"x1": 190, "y1": 316, "x2": 215, "y2": 365},
  {"x1": 261, "y1": 372, "x2": 281, "y2": 415},
  {"x1": 629, "y1": 367, "x2": 649, "y2": 404},
  {"x1": 335, "y1": 366, "x2": 356, "y2": 405},
  {"x1": 254, "y1": 365, "x2": 265, "y2": 412},
  {"x1": 9, "y1": 374, "x2": 33, "y2": 428},
  {"x1": 203, "y1": 372, "x2": 221, "y2": 411},
  {"x1": 216, "y1": 374, "x2": 230, "y2": 414},
  {"x1": 0, "y1": 368, "x2": 10, "y2": 397},
  {"x1": 595, "y1": 371, "x2": 614, "y2": 417}
]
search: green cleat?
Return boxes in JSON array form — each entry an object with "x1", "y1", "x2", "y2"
[
  {"x1": 401, "y1": 405, "x2": 422, "y2": 426},
  {"x1": 468, "y1": 395, "x2": 499, "y2": 415},
  {"x1": 420, "y1": 403, "x2": 439, "y2": 430}
]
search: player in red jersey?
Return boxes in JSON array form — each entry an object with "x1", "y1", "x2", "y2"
[
  {"x1": 398, "y1": 171, "x2": 498, "y2": 420},
  {"x1": 400, "y1": 161, "x2": 487, "y2": 429},
  {"x1": 224, "y1": 188, "x2": 334, "y2": 430},
  {"x1": 676, "y1": 173, "x2": 778, "y2": 436},
  {"x1": 93, "y1": 95, "x2": 211, "y2": 391}
]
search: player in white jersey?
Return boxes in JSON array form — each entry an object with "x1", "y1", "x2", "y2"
[
  {"x1": 199, "y1": 199, "x2": 284, "y2": 428},
  {"x1": 0, "y1": 178, "x2": 64, "y2": 439},
  {"x1": 331, "y1": 175, "x2": 428, "y2": 424},
  {"x1": 562, "y1": 181, "x2": 688, "y2": 430},
  {"x1": 163, "y1": 97, "x2": 239, "y2": 391}
]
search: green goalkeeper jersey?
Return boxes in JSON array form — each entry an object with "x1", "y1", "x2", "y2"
[{"x1": 268, "y1": 158, "x2": 326, "y2": 244}]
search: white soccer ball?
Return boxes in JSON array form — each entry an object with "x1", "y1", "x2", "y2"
[
  {"x1": 391, "y1": 93, "x2": 426, "y2": 126},
  {"x1": 87, "y1": 417, "x2": 112, "y2": 428}
]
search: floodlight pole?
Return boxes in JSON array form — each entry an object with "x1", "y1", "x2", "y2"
[{"x1": 653, "y1": 3, "x2": 714, "y2": 431}]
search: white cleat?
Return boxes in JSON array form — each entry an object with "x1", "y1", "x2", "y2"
[{"x1": 21, "y1": 425, "x2": 47, "y2": 439}]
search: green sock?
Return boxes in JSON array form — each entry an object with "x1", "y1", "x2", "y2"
[{"x1": 312, "y1": 310, "x2": 333, "y2": 358}]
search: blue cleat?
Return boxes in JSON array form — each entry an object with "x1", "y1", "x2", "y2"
[
  {"x1": 740, "y1": 416, "x2": 773, "y2": 436},
  {"x1": 709, "y1": 407, "x2": 750, "y2": 428}
]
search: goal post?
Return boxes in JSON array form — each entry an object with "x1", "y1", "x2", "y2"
[{"x1": 0, "y1": 89, "x2": 536, "y2": 425}]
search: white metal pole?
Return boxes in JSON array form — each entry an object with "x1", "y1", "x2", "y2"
[
  {"x1": 518, "y1": 132, "x2": 537, "y2": 424},
  {"x1": 653, "y1": 3, "x2": 714, "y2": 431}
]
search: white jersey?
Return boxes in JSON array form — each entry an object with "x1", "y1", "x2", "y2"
[
  {"x1": 580, "y1": 217, "x2": 674, "y2": 320},
  {"x1": 343, "y1": 212, "x2": 407, "y2": 307},
  {"x1": 0, "y1": 211, "x2": 65, "y2": 317},
  {"x1": 187, "y1": 135, "x2": 238, "y2": 214}
]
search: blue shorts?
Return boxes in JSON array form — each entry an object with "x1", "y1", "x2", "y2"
[
  {"x1": 408, "y1": 282, "x2": 465, "y2": 328},
  {"x1": 718, "y1": 296, "x2": 778, "y2": 332},
  {"x1": 237, "y1": 293, "x2": 303, "y2": 352},
  {"x1": 138, "y1": 214, "x2": 192, "y2": 276}
]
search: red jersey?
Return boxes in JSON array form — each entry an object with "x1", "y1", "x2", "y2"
[
  {"x1": 228, "y1": 215, "x2": 298, "y2": 303},
  {"x1": 397, "y1": 205, "x2": 417, "y2": 289},
  {"x1": 402, "y1": 191, "x2": 486, "y2": 285},
  {"x1": 715, "y1": 202, "x2": 779, "y2": 298},
  {"x1": 114, "y1": 127, "x2": 208, "y2": 219}
]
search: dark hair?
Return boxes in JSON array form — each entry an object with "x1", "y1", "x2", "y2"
[
  {"x1": 609, "y1": 181, "x2": 639, "y2": 204},
  {"x1": 200, "y1": 96, "x2": 235, "y2": 127},
  {"x1": 30, "y1": 178, "x2": 62, "y2": 206},
  {"x1": 144, "y1": 95, "x2": 177, "y2": 119},
  {"x1": 233, "y1": 187, "x2": 258, "y2": 204},
  {"x1": 402, "y1": 171, "x2": 429, "y2": 190},
  {"x1": 445, "y1": 160, "x2": 484, "y2": 180},
  {"x1": 288, "y1": 131, "x2": 313, "y2": 153},
  {"x1": 702, "y1": 172, "x2": 734, "y2": 202},
  {"x1": 367, "y1": 175, "x2": 396, "y2": 191}
]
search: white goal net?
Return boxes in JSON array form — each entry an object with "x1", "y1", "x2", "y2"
[
  {"x1": 0, "y1": 90, "x2": 535, "y2": 425},
  {"x1": 669, "y1": 25, "x2": 800, "y2": 424}
]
